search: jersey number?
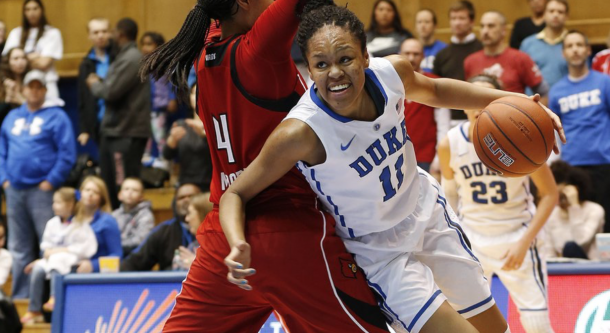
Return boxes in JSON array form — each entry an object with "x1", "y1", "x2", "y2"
[
  {"x1": 379, "y1": 155, "x2": 405, "y2": 202},
  {"x1": 212, "y1": 114, "x2": 235, "y2": 163},
  {"x1": 471, "y1": 181, "x2": 508, "y2": 204}
]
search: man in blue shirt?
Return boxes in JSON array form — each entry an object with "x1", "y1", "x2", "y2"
[
  {"x1": 415, "y1": 9, "x2": 447, "y2": 74},
  {"x1": 549, "y1": 30, "x2": 610, "y2": 232},
  {"x1": 77, "y1": 18, "x2": 117, "y2": 147},
  {"x1": 521, "y1": 0, "x2": 569, "y2": 89},
  {"x1": 0, "y1": 70, "x2": 76, "y2": 298}
]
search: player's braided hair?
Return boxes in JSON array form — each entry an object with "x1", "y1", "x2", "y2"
[
  {"x1": 140, "y1": 0, "x2": 238, "y2": 101},
  {"x1": 296, "y1": 2, "x2": 367, "y2": 63}
]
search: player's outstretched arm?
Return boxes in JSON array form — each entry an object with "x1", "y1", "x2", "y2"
[
  {"x1": 219, "y1": 119, "x2": 323, "y2": 290},
  {"x1": 502, "y1": 164, "x2": 559, "y2": 271},
  {"x1": 386, "y1": 54, "x2": 566, "y2": 151}
]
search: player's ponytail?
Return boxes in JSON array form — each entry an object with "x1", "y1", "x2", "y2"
[{"x1": 140, "y1": 0, "x2": 237, "y2": 101}]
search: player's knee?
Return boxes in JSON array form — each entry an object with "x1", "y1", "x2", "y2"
[{"x1": 519, "y1": 311, "x2": 555, "y2": 333}]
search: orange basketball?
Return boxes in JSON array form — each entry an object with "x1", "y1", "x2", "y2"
[{"x1": 472, "y1": 96, "x2": 555, "y2": 177}]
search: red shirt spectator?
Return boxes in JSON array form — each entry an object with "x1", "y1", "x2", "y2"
[
  {"x1": 592, "y1": 49, "x2": 610, "y2": 75},
  {"x1": 404, "y1": 72, "x2": 438, "y2": 164},
  {"x1": 464, "y1": 47, "x2": 542, "y2": 93}
]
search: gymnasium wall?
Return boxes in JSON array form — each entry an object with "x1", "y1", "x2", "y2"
[{"x1": 0, "y1": 0, "x2": 609, "y2": 77}]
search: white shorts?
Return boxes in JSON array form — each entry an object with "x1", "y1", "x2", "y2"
[
  {"x1": 468, "y1": 229, "x2": 550, "y2": 312},
  {"x1": 344, "y1": 173, "x2": 494, "y2": 333}
]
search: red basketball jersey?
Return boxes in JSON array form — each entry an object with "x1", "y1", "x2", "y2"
[{"x1": 196, "y1": 35, "x2": 313, "y2": 210}]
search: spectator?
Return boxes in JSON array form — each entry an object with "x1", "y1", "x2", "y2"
[
  {"x1": 120, "y1": 183, "x2": 201, "y2": 272},
  {"x1": 112, "y1": 177, "x2": 154, "y2": 256},
  {"x1": 176, "y1": 192, "x2": 213, "y2": 270},
  {"x1": 415, "y1": 9, "x2": 447, "y2": 74},
  {"x1": 366, "y1": 0, "x2": 413, "y2": 57},
  {"x1": 0, "y1": 70, "x2": 76, "y2": 298},
  {"x1": 510, "y1": 0, "x2": 547, "y2": 49},
  {"x1": 399, "y1": 38, "x2": 450, "y2": 172},
  {"x1": 592, "y1": 30, "x2": 610, "y2": 75},
  {"x1": 140, "y1": 31, "x2": 177, "y2": 170},
  {"x1": 0, "y1": 47, "x2": 29, "y2": 127},
  {"x1": 21, "y1": 187, "x2": 97, "y2": 324},
  {"x1": 549, "y1": 30, "x2": 610, "y2": 232},
  {"x1": 0, "y1": 20, "x2": 6, "y2": 54},
  {"x1": 77, "y1": 18, "x2": 117, "y2": 147},
  {"x1": 433, "y1": 0, "x2": 482, "y2": 122},
  {"x1": 2, "y1": 0, "x2": 63, "y2": 107},
  {"x1": 464, "y1": 11, "x2": 549, "y2": 96},
  {"x1": 72, "y1": 176, "x2": 122, "y2": 273},
  {"x1": 163, "y1": 84, "x2": 212, "y2": 191},
  {"x1": 520, "y1": 0, "x2": 569, "y2": 89},
  {"x1": 0, "y1": 220, "x2": 11, "y2": 291},
  {"x1": 87, "y1": 18, "x2": 151, "y2": 209},
  {"x1": 544, "y1": 161, "x2": 604, "y2": 260}
]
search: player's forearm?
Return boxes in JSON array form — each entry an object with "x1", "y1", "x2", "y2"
[
  {"x1": 430, "y1": 78, "x2": 524, "y2": 111},
  {"x1": 219, "y1": 192, "x2": 247, "y2": 248},
  {"x1": 523, "y1": 194, "x2": 558, "y2": 245}
]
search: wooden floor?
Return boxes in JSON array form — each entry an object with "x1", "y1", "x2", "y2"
[{"x1": 15, "y1": 299, "x2": 51, "y2": 333}]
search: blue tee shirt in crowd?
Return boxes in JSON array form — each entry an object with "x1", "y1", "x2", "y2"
[
  {"x1": 549, "y1": 70, "x2": 610, "y2": 166},
  {"x1": 89, "y1": 211, "x2": 123, "y2": 272},
  {"x1": 421, "y1": 40, "x2": 447, "y2": 73},
  {"x1": 88, "y1": 49, "x2": 110, "y2": 122},
  {"x1": 520, "y1": 34, "x2": 568, "y2": 88},
  {"x1": 0, "y1": 105, "x2": 76, "y2": 189}
]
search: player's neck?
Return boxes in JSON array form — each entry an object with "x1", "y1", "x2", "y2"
[
  {"x1": 484, "y1": 43, "x2": 507, "y2": 56},
  {"x1": 569, "y1": 64, "x2": 589, "y2": 80},
  {"x1": 221, "y1": 20, "x2": 249, "y2": 39}
]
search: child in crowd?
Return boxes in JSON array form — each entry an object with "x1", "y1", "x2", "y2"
[
  {"x1": 140, "y1": 32, "x2": 177, "y2": 170},
  {"x1": 0, "y1": 220, "x2": 11, "y2": 291},
  {"x1": 175, "y1": 192, "x2": 212, "y2": 270},
  {"x1": 112, "y1": 177, "x2": 154, "y2": 256},
  {"x1": 21, "y1": 187, "x2": 97, "y2": 324},
  {"x1": 543, "y1": 161, "x2": 605, "y2": 260}
]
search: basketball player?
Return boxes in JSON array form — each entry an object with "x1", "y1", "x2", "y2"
[
  {"x1": 140, "y1": 0, "x2": 390, "y2": 332},
  {"x1": 438, "y1": 75, "x2": 558, "y2": 333},
  {"x1": 220, "y1": 4, "x2": 565, "y2": 333}
]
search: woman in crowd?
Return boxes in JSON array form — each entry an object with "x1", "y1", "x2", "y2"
[
  {"x1": 21, "y1": 187, "x2": 97, "y2": 324},
  {"x1": 176, "y1": 192, "x2": 213, "y2": 270},
  {"x1": 2, "y1": 0, "x2": 63, "y2": 106},
  {"x1": 544, "y1": 161, "x2": 605, "y2": 260},
  {"x1": 0, "y1": 47, "x2": 29, "y2": 127},
  {"x1": 366, "y1": 0, "x2": 413, "y2": 57},
  {"x1": 72, "y1": 176, "x2": 122, "y2": 274}
]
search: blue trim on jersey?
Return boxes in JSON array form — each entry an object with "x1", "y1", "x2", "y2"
[
  {"x1": 368, "y1": 280, "x2": 408, "y2": 331},
  {"x1": 310, "y1": 169, "x2": 325, "y2": 196},
  {"x1": 530, "y1": 245, "x2": 548, "y2": 300},
  {"x1": 308, "y1": 168, "x2": 355, "y2": 237},
  {"x1": 457, "y1": 294, "x2": 493, "y2": 314},
  {"x1": 408, "y1": 290, "x2": 443, "y2": 332},
  {"x1": 435, "y1": 193, "x2": 479, "y2": 263},
  {"x1": 460, "y1": 123, "x2": 470, "y2": 142},
  {"x1": 364, "y1": 68, "x2": 388, "y2": 105},
  {"x1": 309, "y1": 87, "x2": 353, "y2": 123}
]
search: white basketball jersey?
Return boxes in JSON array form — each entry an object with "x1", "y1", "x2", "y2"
[
  {"x1": 448, "y1": 122, "x2": 536, "y2": 237},
  {"x1": 285, "y1": 57, "x2": 420, "y2": 239}
]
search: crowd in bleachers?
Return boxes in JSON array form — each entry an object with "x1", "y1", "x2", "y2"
[{"x1": 0, "y1": 0, "x2": 609, "y2": 327}]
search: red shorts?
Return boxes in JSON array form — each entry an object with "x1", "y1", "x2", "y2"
[{"x1": 163, "y1": 204, "x2": 389, "y2": 332}]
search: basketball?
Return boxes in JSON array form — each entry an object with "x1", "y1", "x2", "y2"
[{"x1": 472, "y1": 96, "x2": 555, "y2": 177}]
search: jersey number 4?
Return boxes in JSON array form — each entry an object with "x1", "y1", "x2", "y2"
[
  {"x1": 212, "y1": 114, "x2": 235, "y2": 163},
  {"x1": 471, "y1": 181, "x2": 508, "y2": 204}
]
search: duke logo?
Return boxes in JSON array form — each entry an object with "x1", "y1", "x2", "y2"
[{"x1": 575, "y1": 290, "x2": 610, "y2": 332}]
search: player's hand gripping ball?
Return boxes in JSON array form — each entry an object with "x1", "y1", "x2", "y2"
[{"x1": 473, "y1": 96, "x2": 555, "y2": 177}]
